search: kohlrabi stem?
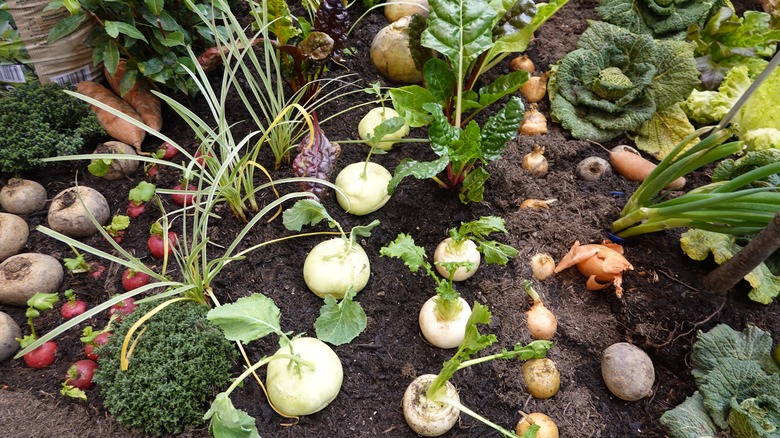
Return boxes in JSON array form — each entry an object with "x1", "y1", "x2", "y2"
[
  {"x1": 437, "y1": 394, "x2": 521, "y2": 438},
  {"x1": 223, "y1": 353, "x2": 313, "y2": 398}
]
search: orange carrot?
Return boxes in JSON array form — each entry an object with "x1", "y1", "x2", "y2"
[
  {"x1": 76, "y1": 81, "x2": 146, "y2": 152},
  {"x1": 609, "y1": 145, "x2": 686, "y2": 190}
]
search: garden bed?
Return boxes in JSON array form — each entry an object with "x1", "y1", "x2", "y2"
[{"x1": 1, "y1": 0, "x2": 778, "y2": 437}]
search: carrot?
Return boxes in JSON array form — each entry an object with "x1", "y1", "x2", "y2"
[
  {"x1": 105, "y1": 61, "x2": 163, "y2": 132},
  {"x1": 609, "y1": 145, "x2": 686, "y2": 190},
  {"x1": 76, "y1": 81, "x2": 146, "y2": 153}
]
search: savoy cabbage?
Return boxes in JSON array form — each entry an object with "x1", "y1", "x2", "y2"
[
  {"x1": 549, "y1": 20, "x2": 699, "y2": 154},
  {"x1": 597, "y1": 0, "x2": 727, "y2": 39},
  {"x1": 660, "y1": 324, "x2": 780, "y2": 438}
]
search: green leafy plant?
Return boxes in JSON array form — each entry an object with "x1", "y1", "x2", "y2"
[
  {"x1": 549, "y1": 20, "x2": 700, "y2": 158},
  {"x1": 283, "y1": 199, "x2": 379, "y2": 345},
  {"x1": 597, "y1": 0, "x2": 726, "y2": 39},
  {"x1": 687, "y1": 7, "x2": 780, "y2": 90},
  {"x1": 660, "y1": 324, "x2": 780, "y2": 438},
  {"x1": 0, "y1": 83, "x2": 104, "y2": 174},
  {"x1": 46, "y1": 0, "x2": 236, "y2": 95},
  {"x1": 94, "y1": 300, "x2": 237, "y2": 435},
  {"x1": 387, "y1": 0, "x2": 567, "y2": 203}
]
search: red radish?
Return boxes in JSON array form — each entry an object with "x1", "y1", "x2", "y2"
[
  {"x1": 122, "y1": 268, "x2": 151, "y2": 291},
  {"x1": 85, "y1": 332, "x2": 112, "y2": 361},
  {"x1": 157, "y1": 142, "x2": 179, "y2": 160},
  {"x1": 194, "y1": 150, "x2": 212, "y2": 166},
  {"x1": 64, "y1": 359, "x2": 98, "y2": 390},
  {"x1": 148, "y1": 231, "x2": 177, "y2": 259},
  {"x1": 88, "y1": 262, "x2": 106, "y2": 279},
  {"x1": 146, "y1": 164, "x2": 160, "y2": 177},
  {"x1": 61, "y1": 300, "x2": 87, "y2": 319},
  {"x1": 23, "y1": 341, "x2": 58, "y2": 368},
  {"x1": 126, "y1": 200, "x2": 146, "y2": 218},
  {"x1": 109, "y1": 298, "x2": 137, "y2": 322},
  {"x1": 170, "y1": 183, "x2": 197, "y2": 206},
  {"x1": 112, "y1": 232, "x2": 125, "y2": 244}
]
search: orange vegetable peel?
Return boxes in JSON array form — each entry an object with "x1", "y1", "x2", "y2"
[{"x1": 554, "y1": 240, "x2": 634, "y2": 298}]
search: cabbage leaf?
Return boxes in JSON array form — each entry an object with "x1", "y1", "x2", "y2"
[{"x1": 597, "y1": 0, "x2": 727, "y2": 39}]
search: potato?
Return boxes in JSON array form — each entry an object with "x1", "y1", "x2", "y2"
[
  {"x1": 370, "y1": 16, "x2": 423, "y2": 84},
  {"x1": 601, "y1": 342, "x2": 655, "y2": 401},
  {"x1": 0, "y1": 178, "x2": 47, "y2": 215},
  {"x1": 384, "y1": 0, "x2": 429, "y2": 22},
  {"x1": 0, "y1": 311, "x2": 22, "y2": 362},
  {"x1": 47, "y1": 186, "x2": 110, "y2": 237},
  {"x1": 91, "y1": 141, "x2": 140, "y2": 180},
  {"x1": 0, "y1": 213, "x2": 29, "y2": 262},
  {"x1": 522, "y1": 358, "x2": 560, "y2": 399},
  {"x1": 0, "y1": 253, "x2": 63, "y2": 306}
]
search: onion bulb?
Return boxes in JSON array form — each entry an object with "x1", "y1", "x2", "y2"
[
  {"x1": 523, "y1": 280, "x2": 557, "y2": 340},
  {"x1": 522, "y1": 145, "x2": 548, "y2": 176},
  {"x1": 520, "y1": 72, "x2": 548, "y2": 104},
  {"x1": 530, "y1": 253, "x2": 555, "y2": 281},
  {"x1": 509, "y1": 55, "x2": 535, "y2": 73},
  {"x1": 520, "y1": 105, "x2": 547, "y2": 136},
  {"x1": 520, "y1": 199, "x2": 556, "y2": 210}
]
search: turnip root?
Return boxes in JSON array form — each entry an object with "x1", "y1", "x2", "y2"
[
  {"x1": 402, "y1": 374, "x2": 460, "y2": 437},
  {"x1": 522, "y1": 358, "x2": 560, "y2": 399},
  {"x1": 0, "y1": 311, "x2": 22, "y2": 361},
  {"x1": 601, "y1": 342, "x2": 655, "y2": 401},
  {"x1": 358, "y1": 107, "x2": 410, "y2": 151},
  {"x1": 0, "y1": 213, "x2": 28, "y2": 262},
  {"x1": 335, "y1": 162, "x2": 392, "y2": 215},
  {"x1": 419, "y1": 296, "x2": 472, "y2": 349},
  {"x1": 371, "y1": 16, "x2": 423, "y2": 84},
  {"x1": 523, "y1": 281, "x2": 557, "y2": 341},
  {"x1": 266, "y1": 337, "x2": 343, "y2": 416},
  {"x1": 434, "y1": 238, "x2": 480, "y2": 281},
  {"x1": 384, "y1": 0, "x2": 429, "y2": 22},
  {"x1": 0, "y1": 253, "x2": 63, "y2": 306},
  {"x1": 303, "y1": 238, "x2": 371, "y2": 299},
  {"x1": 0, "y1": 179, "x2": 47, "y2": 215},
  {"x1": 554, "y1": 240, "x2": 634, "y2": 298},
  {"x1": 90, "y1": 141, "x2": 139, "y2": 180},
  {"x1": 516, "y1": 412, "x2": 559, "y2": 438},
  {"x1": 47, "y1": 187, "x2": 110, "y2": 238},
  {"x1": 610, "y1": 145, "x2": 686, "y2": 190}
]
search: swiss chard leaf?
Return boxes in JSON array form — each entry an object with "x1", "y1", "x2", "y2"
[
  {"x1": 477, "y1": 71, "x2": 529, "y2": 109},
  {"x1": 459, "y1": 164, "x2": 489, "y2": 203},
  {"x1": 386, "y1": 156, "x2": 450, "y2": 195},
  {"x1": 424, "y1": 58, "x2": 455, "y2": 105},
  {"x1": 312, "y1": 0, "x2": 349, "y2": 57},
  {"x1": 266, "y1": 0, "x2": 299, "y2": 45},
  {"x1": 389, "y1": 85, "x2": 437, "y2": 128},
  {"x1": 315, "y1": 291, "x2": 367, "y2": 346},
  {"x1": 480, "y1": 96, "x2": 524, "y2": 161},
  {"x1": 206, "y1": 294, "x2": 282, "y2": 344}
]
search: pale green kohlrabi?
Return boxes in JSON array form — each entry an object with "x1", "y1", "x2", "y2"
[{"x1": 549, "y1": 20, "x2": 700, "y2": 158}]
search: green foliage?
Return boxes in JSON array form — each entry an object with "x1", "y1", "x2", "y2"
[
  {"x1": 597, "y1": 0, "x2": 726, "y2": 39},
  {"x1": 47, "y1": 0, "x2": 236, "y2": 95},
  {"x1": 549, "y1": 21, "x2": 699, "y2": 148},
  {"x1": 731, "y1": 65, "x2": 780, "y2": 151},
  {"x1": 449, "y1": 216, "x2": 518, "y2": 265},
  {"x1": 660, "y1": 324, "x2": 780, "y2": 437},
  {"x1": 688, "y1": 7, "x2": 780, "y2": 90},
  {"x1": 682, "y1": 65, "x2": 752, "y2": 125},
  {"x1": 94, "y1": 301, "x2": 237, "y2": 436},
  {"x1": 0, "y1": 83, "x2": 104, "y2": 174}
]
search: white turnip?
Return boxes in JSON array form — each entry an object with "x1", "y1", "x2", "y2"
[
  {"x1": 419, "y1": 296, "x2": 472, "y2": 349},
  {"x1": 358, "y1": 107, "x2": 410, "y2": 151},
  {"x1": 384, "y1": 0, "x2": 429, "y2": 22},
  {"x1": 335, "y1": 162, "x2": 392, "y2": 215},
  {"x1": 47, "y1": 186, "x2": 110, "y2": 237},
  {"x1": 0, "y1": 253, "x2": 63, "y2": 306},
  {"x1": 303, "y1": 237, "x2": 370, "y2": 299},
  {"x1": 434, "y1": 238, "x2": 480, "y2": 281},
  {"x1": 0, "y1": 178, "x2": 47, "y2": 215},
  {"x1": 371, "y1": 16, "x2": 422, "y2": 84},
  {"x1": 266, "y1": 337, "x2": 343, "y2": 416},
  {"x1": 0, "y1": 213, "x2": 28, "y2": 262},
  {"x1": 601, "y1": 342, "x2": 655, "y2": 401},
  {"x1": 522, "y1": 358, "x2": 560, "y2": 399},
  {"x1": 402, "y1": 374, "x2": 460, "y2": 437}
]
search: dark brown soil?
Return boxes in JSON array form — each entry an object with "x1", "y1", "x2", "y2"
[{"x1": 1, "y1": 1, "x2": 777, "y2": 437}]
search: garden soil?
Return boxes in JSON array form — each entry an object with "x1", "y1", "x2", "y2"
[{"x1": 1, "y1": 1, "x2": 777, "y2": 437}]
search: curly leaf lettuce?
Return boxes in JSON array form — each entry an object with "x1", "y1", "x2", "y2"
[
  {"x1": 597, "y1": 0, "x2": 726, "y2": 39},
  {"x1": 682, "y1": 65, "x2": 753, "y2": 124},
  {"x1": 680, "y1": 229, "x2": 779, "y2": 304},
  {"x1": 550, "y1": 21, "x2": 699, "y2": 143},
  {"x1": 733, "y1": 65, "x2": 780, "y2": 151}
]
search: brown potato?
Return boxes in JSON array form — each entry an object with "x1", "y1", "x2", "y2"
[{"x1": 601, "y1": 342, "x2": 655, "y2": 401}]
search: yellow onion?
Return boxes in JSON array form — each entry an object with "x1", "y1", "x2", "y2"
[
  {"x1": 520, "y1": 72, "x2": 548, "y2": 103},
  {"x1": 509, "y1": 55, "x2": 535, "y2": 73},
  {"x1": 520, "y1": 105, "x2": 548, "y2": 136},
  {"x1": 522, "y1": 145, "x2": 548, "y2": 176},
  {"x1": 530, "y1": 253, "x2": 556, "y2": 281}
]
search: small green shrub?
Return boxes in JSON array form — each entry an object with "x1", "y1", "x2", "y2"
[
  {"x1": 94, "y1": 300, "x2": 237, "y2": 436},
  {"x1": 0, "y1": 83, "x2": 104, "y2": 174}
]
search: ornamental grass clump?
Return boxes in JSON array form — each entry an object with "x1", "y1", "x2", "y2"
[{"x1": 94, "y1": 300, "x2": 236, "y2": 435}]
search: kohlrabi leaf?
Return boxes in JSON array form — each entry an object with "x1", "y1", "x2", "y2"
[
  {"x1": 459, "y1": 167, "x2": 489, "y2": 203},
  {"x1": 387, "y1": 156, "x2": 450, "y2": 195},
  {"x1": 421, "y1": 0, "x2": 497, "y2": 76},
  {"x1": 315, "y1": 292, "x2": 367, "y2": 346},
  {"x1": 629, "y1": 103, "x2": 698, "y2": 160},
  {"x1": 266, "y1": 0, "x2": 299, "y2": 45},
  {"x1": 349, "y1": 220, "x2": 380, "y2": 242},
  {"x1": 423, "y1": 58, "x2": 455, "y2": 105},
  {"x1": 282, "y1": 199, "x2": 334, "y2": 232},
  {"x1": 366, "y1": 117, "x2": 407, "y2": 147},
  {"x1": 204, "y1": 393, "x2": 260, "y2": 438},
  {"x1": 206, "y1": 294, "x2": 282, "y2": 344},
  {"x1": 649, "y1": 40, "x2": 700, "y2": 110},
  {"x1": 481, "y1": 96, "x2": 524, "y2": 160},
  {"x1": 389, "y1": 85, "x2": 437, "y2": 128},
  {"x1": 379, "y1": 233, "x2": 428, "y2": 273},
  {"x1": 660, "y1": 391, "x2": 718, "y2": 438}
]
